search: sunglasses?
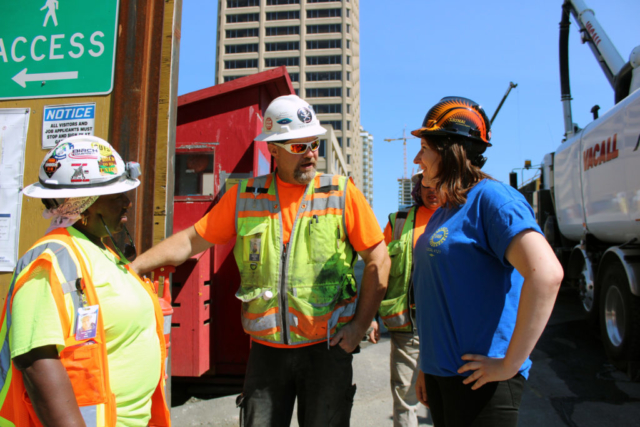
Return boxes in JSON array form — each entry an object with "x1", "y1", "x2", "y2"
[{"x1": 273, "y1": 138, "x2": 320, "y2": 154}]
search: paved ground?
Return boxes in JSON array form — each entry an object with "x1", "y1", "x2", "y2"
[{"x1": 172, "y1": 266, "x2": 640, "y2": 426}]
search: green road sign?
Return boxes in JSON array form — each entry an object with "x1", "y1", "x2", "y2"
[{"x1": 0, "y1": 0, "x2": 120, "y2": 100}]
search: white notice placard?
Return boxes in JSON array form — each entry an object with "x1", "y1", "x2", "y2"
[
  {"x1": 0, "y1": 108, "x2": 30, "y2": 271},
  {"x1": 42, "y1": 103, "x2": 96, "y2": 149}
]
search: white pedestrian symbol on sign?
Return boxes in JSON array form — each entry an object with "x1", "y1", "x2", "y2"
[{"x1": 40, "y1": 0, "x2": 59, "y2": 27}]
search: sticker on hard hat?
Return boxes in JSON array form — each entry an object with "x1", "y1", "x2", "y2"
[
  {"x1": 44, "y1": 158, "x2": 60, "y2": 178},
  {"x1": 69, "y1": 148, "x2": 99, "y2": 160},
  {"x1": 99, "y1": 155, "x2": 117, "y2": 175},
  {"x1": 277, "y1": 118, "x2": 292, "y2": 125},
  {"x1": 297, "y1": 107, "x2": 313, "y2": 124},
  {"x1": 52, "y1": 142, "x2": 74, "y2": 160},
  {"x1": 70, "y1": 164, "x2": 90, "y2": 182},
  {"x1": 265, "y1": 117, "x2": 273, "y2": 131}
]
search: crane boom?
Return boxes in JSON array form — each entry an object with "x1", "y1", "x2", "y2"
[{"x1": 384, "y1": 128, "x2": 417, "y2": 179}]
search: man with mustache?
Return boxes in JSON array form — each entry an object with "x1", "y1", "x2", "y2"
[
  {"x1": 131, "y1": 95, "x2": 390, "y2": 427},
  {"x1": 368, "y1": 169, "x2": 441, "y2": 427}
]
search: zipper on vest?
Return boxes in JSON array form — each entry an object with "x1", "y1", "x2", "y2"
[{"x1": 280, "y1": 242, "x2": 289, "y2": 345}]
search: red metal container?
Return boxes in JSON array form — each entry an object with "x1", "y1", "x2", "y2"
[{"x1": 171, "y1": 67, "x2": 294, "y2": 378}]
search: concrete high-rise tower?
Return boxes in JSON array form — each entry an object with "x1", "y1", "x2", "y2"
[{"x1": 216, "y1": 0, "x2": 362, "y2": 188}]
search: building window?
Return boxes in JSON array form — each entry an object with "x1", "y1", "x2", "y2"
[
  {"x1": 226, "y1": 13, "x2": 259, "y2": 23},
  {"x1": 267, "y1": 0, "x2": 299, "y2": 4},
  {"x1": 337, "y1": 136, "x2": 343, "y2": 147},
  {"x1": 307, "y1": 24, "x2": 341, "y2": 34},
  {"x1": 307, "y1": 0, "x2": 340, "y2": 2},
  {"x1": 225, "y1": 59, "x2": 258, "y2": 69},
  {"x1": 306, "y1": 55, "x2": 342, "y2": 65},
  {"x1": 265, "y1": 57, "x2": 299, "y2": 67},
  {"x1": 346, "y1": 104, "x2": 351, "y2": 113},
  {"x1": 346, "y1": 9, "x2": 350, "y2": 17},
  {"x1": 346, "y1": 56, "x2": 350, "y2": 65},
  {"x1": 347, "y1": 137, "x2": 351, "y2": 147},
  {"x1": 227, "y1": 0, "x2": 260, "y2": 7},
  {"x1": 224, "y1": 75, "x2": 248, "y2": 82},
  {"x1": 306, "y1": 39, "x2": 341, "y2": 50},
  {"x1": 346, "y1": 71, "x2": 350, "y2": 80},
  {"x1": 226, "y1": 28, "x2": 259, "y2": 38},
  {"x1": 225, "y1": 43, "x2": 259, "y2": 54},
  {"x1": 288, "y1": 72, "x2": 299, "y2": 82},
  {"x1": 265, "y1": 26, "x2": 300, "y2": 36},
  {"x1": 306, "y1": 87, "x2": 342, "y2": 97},
  {"x1": 347, "y1": 155, "x2": 351, "y2": 164},
  {"x1": 312, "y1": 104, "x2": 342, "y2": 114},
  {"x1": 347, "y1": 120, "x2": 351, "y2": 130},
  {"x1": 266, "y1": 10, "x2": 300, "y2": 20},
  {"x1": 306, "y1": 71, "x2": 342, "y2": 81},
  {"x1": 346, "y1": 24, "x2": 350, "y2": 33},
  {"x1": 307, "y1": 8, "x2": 341, "y2": 18},
  {"x1": 319, "y1": 140, "x2": 326, "y2": 157},
  {"x1": 322, "y1": 120, "x2": 342, "y2": 131},
  {"x1": 294, "y1": 88, "x2": 299, "y2": 96},
  {"x1": 347, "y1": 88, "x2": 351, "y2": 97},
  {"x1": 346, "y1": 40, "x2": 350, "y2": 49},
  {"x1": 265, "y1": 41, "x2": 300, "y2": 51}
]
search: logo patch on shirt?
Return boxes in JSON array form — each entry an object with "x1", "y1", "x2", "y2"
[{"x1": 430, "y1": 227, "x2": 448, "y2": 247}]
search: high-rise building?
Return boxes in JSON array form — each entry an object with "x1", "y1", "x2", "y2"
[
  {"x1": 360, "y1": 126, "x2": 373, "y2": 207},
  {"x1": 216, "y1": 0, "x2": 362, "y2": 187},
  {"x1": 397, "y1": 178, "x2": 413, "y2": 210}
]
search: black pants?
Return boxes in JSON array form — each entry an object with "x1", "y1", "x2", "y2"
[
  {"x1": 238, "y1": 342, "x2": 357, "y2": 427},
  {"x1": 423, "y1": 372, "x2": 525, "y2": 427}
]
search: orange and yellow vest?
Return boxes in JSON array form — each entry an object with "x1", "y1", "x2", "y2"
[
  {"x1": 378, "y1": 207, "x2": 416, "y2": 332},
  {"x1": 234, "y1": 172, "x2": 358, "y2": 346},
  {"x1": 0, "y1": 228, "x2": 171, "y2": 427}
]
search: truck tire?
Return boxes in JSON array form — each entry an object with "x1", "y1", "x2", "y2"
[{"x1": 599, "y1": 261, "x2": 640, "y2": 378}]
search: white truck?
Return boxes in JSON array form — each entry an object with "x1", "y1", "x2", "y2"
[{"x1": 516, "y1": 0, "x2": 640, "y2": 376}]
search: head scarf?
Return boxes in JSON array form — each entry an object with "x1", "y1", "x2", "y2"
[{"x1": 42, "y1": 196, "x2": 99, "y2": 234}]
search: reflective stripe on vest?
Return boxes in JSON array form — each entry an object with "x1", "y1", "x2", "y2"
[
  {"x1": 0, "y1": 229, "x2": 171, "y2": 427},
  {"x1": 379, "y1": 207, "x2": 416, "y2": 332},
  {"x1": 234, "y1": 172, "x2": 357, "y2": 346}
]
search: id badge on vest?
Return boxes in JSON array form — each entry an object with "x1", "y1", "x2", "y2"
[
  {"x1": 249, "y1": 237, "x2": 261, "y2": 262},
  {"x1": 76, "y1": 305, "x2": 99, "y2": 340}
]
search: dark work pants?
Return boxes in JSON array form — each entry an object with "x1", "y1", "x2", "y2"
[
  {"x1": 238, "y1": 341, "x2": 357, "y2": 427},
  {"x1": 423, "y1": 372, "x2": 525, "y2": 427}
]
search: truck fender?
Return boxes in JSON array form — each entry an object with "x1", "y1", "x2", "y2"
[
  {"x1": 597, "y1": 247, "x2": 640, "y2": 297},
  {"x1": 569, "y1": 245, "x2": 597, "y2": 316},
  {"x1": 567, "y1": 246, "x2": 594, "y2": 281}
]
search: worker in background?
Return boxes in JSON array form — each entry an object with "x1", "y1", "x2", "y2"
[
  {"x1": 130, "y1": 94, "x2": 390, "y2": 427},
  {"x1": 368, "y1": 169, "x2": 440, "y2": 427},
  {"x1": 0, "y1": 136, "x2": 171, "y2": 427},
  {"x1": 411, "y1": 97, "x2": 563, "y2": 426}
]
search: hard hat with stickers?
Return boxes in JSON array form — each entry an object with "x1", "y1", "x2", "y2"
[
  {"x1": 254, "y1": 95, "x2": 327, "y2": 142},
  {"x1": 23, "y1": 135, "x2": 141, "y2": 199}
]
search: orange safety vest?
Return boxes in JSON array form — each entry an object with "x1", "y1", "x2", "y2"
[{"x1": 0, "y1": 228, "x2": 171, "y2": 427}]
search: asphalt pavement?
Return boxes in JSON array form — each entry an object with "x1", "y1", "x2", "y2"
[{"x1": 171, "y1": 265, "x2": 640, "y2": 426}]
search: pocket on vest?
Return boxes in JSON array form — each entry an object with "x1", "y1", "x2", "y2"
[
  {"x1": 306, "y1": 218, "x2": 339, "y2": 264},
  {"x1": 387, "y1": 240, "x2": 406, "y2": 278},
  {"x1": 238, "y1": 221, "x2": 269, "y2": 286},
  {"x1": 60, "y1": 340, "x2": 108, "y2": 406},
  {"x1": 378, "y1": 294, "x2": 411, "y2": 330}
]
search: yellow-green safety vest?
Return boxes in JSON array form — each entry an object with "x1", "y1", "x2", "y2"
[
  {"x1": 378, "y1": 206, "x2": 416, "y2": 332},
  {"x1": 234, "y1": 172, "x2": 358, "y2": 346}
]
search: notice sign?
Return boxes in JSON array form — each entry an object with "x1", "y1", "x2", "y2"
[
  {"x1": 0, "y1": 0, "x2": 120, "y2": 100},
  {"x1": 42, "y1": 103, "x2": 95, "y2": 149}
]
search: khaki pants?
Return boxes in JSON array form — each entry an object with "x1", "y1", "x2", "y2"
[{"x1": 390, "y1": 331, "x2": 422, "y2": 427}]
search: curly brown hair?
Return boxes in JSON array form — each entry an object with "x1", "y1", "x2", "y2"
[{"x1": 425, "y1": 135, "x2": 493, "y2": 207}]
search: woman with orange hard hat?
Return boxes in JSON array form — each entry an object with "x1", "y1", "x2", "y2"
[{"x1": 410, "y1": 97, "x2": 563, "y2": 426}]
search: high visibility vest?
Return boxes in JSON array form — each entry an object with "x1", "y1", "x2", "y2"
[
  {"x1": 378, "y1": 207, "x2": 416, "y2": 332},
  {"x1": 0, "y1": 228, "x2": 171, "y2": 427},
  {"x1": 234, "y1": 172, "x2": 358, "y2": 346}
]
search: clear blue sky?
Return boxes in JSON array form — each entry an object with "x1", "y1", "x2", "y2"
[{"x1": 178, "y1": 0, "x2": 640, "y2": 228}]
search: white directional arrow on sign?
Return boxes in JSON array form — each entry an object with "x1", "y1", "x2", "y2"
[{"x1": 12, "y1": 68, "x2": 79, "y2": 88}]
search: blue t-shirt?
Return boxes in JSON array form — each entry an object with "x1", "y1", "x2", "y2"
[{"x1": 413, "y1": 179, "x2": 542, "y2": 379}]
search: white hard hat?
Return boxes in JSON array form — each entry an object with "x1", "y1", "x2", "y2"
[
  {"x1": 23, "y1": 135, "x2": 141, "y2": 199},
  {"x1": 254, "y1": 95, "x2": 327, "y2": 142}
]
